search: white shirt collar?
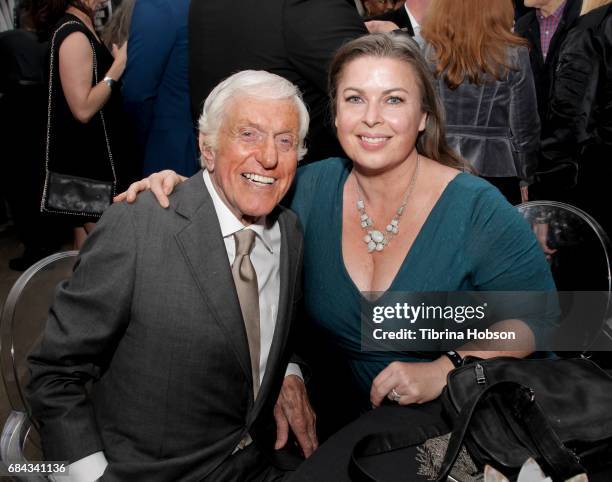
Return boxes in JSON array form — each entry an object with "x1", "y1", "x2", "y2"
[
  {"x1": 203, "y1": 170, "x2": 275, "y2": 253},
  {"x1": 405, "y1": 4, "x2": 420, "y2": 31}
]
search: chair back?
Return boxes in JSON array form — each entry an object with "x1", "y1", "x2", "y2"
[
  {"x1": 516, "y1": 201, "x2": 612, "y2": 357},
  {"x1": 0, "y1": 251, "x2": 78, "y2": 475}
]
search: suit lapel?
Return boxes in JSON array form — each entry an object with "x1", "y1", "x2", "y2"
[
  {"x1": 399, "y1": 8, "x2": 414, "y2": 36},
  {"x1": 173, "y1": 174, "x2": 254, "y2": 392},
  {"x1": 249, "y1": 209, "x2": 299, "y2": 420}
]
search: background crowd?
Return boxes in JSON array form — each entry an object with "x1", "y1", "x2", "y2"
[
  {"x1": 0, "y1": 0, "x2": 610, "y2": 271},
  {"x1": 0, "y1": 0, "x2": 610, "y2": 269}
]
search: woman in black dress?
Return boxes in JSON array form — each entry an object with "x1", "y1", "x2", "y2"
[{"x1": 30, "y1": 0, "x2": 131, "y2": 248}]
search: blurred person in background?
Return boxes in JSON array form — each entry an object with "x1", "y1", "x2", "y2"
[
  {"x1": 362, "y1": 0, "x2": 396, "y2": 16},
  {"x1": 515, "y1": 0, "x2": 582, "y2": 128},
  {"x1": 122, "y1": 0, "x2": 199, "y2": 178},
  {"x1": 366, "y1": 0, "x2": 431, "y2": 37},
  {"x1": 537, "y1": 0, "x2": 612, "y2": 236},
  {"x1": 421, "y1": 0, "x2": 540, "y2": 204},
  {"x1": 188, "y1": 0, "x2": 367, "y2": 164},
  {"x1": 0, "y1": 0, "x2": 70, "y2": 270},
  {"x1": 29, "y1": 0, "x2": 134, "y2": 248}
]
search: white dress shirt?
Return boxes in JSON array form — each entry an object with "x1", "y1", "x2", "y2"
[
  {"x1": 64, "y1": 171, "x2": 301, "y2": 481},
  {"x1": 203, "y1": 170, "x2": 302, "y2": 384}
]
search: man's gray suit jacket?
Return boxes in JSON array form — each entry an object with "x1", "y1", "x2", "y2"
[{"x1": 27, "y1": 171, "x2": 304, "y2": 481}]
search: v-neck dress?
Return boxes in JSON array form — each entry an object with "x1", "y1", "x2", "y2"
[{"x1": 287, "y1": 157, "x2": 555, "y2": 403}]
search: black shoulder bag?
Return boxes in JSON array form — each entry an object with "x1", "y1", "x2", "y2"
[{"x1": 350, "y1": 357, "x2": 612, "y2": 481}]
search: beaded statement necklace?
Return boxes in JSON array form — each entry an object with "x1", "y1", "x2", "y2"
[{"x1": 355, "y1": 154, "x2": 420, "y2": 253}]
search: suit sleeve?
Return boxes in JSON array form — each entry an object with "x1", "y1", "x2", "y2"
[
  {"x1": 122, "y1": 0, "x2": 176, "y2": 149},
  {"x1": 283, "y1": 0, "x2": 367, "y2": 92},
  {"x1": 509, "y1": 46, "x2": 541, "y2": 185},
  {"x1": 27, "y1": 202, "x2": 137, "y2": 463}
]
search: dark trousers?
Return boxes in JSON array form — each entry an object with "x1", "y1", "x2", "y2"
[
  {"x1": 289, "y1": 400, "x2": 449, "y2": 481},
  {"x1": 205, "y1": 443, "x2": 295, "y2": 481}
]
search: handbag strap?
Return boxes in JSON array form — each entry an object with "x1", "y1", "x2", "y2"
[
  {"x1": 43, "y1": 22, "x2": 117, "y2": 197},
  {"x1": 349, "y1": 381, "x2": 586, "y2": 482},
  {"x1": 435, "y1": 381, "x2": 585, "y2": 482}
]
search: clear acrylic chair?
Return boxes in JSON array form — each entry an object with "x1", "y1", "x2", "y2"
[
  {"x1": 0, "y1": 251, "x2": 78, "y2": 480},
  {"x1": 516, "y1": 200, "x2": 612, "y2": 363}
]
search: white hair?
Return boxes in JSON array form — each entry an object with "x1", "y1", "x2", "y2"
[{"x1": 198, "y1": 70, "x2": 310, "y2": 161}]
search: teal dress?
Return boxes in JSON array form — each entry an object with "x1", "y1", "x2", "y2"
[{"x1": 287, "y1": 158, "x2": 556, "y2": 407}]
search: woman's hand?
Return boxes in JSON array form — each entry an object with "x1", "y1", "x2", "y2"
[
  {"x1": 109, "y1": 41, "x2": 127, "y2": 79},
  {"x1": 370, "y1": 358, "x2": 453, "y2": 407},
  {"x1": 113, "y1": 170, "x2": 186, "y2": 207}
]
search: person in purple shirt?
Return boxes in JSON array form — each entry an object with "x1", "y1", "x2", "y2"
[{"x1": 515, "y1": 0, "x2": 582, "y2": 126}]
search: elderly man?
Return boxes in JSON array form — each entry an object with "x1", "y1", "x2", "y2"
[{"x1": 27, "y1": 70, "x2": 316, "y2": 481}]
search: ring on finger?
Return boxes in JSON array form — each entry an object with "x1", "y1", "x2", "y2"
[{"x1": 388, "y1": 387, "x2": 401, "y2": 403}]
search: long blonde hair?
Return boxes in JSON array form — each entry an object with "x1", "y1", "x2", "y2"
[{"x1": 581, "y1": 0, "x2": 612, "y2": 15}]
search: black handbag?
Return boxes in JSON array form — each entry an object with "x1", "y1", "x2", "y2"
[
  {"x1": 350, "y1": 357, "x2": 612, "y2": 481},
  {"x1": 40, "y1": 21, "x2": 116, "y2": 218}
]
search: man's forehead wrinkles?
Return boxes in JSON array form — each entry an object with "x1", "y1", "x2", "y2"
[{"x1": 231, "y1": 118, "x2": 299, "y2": 136}]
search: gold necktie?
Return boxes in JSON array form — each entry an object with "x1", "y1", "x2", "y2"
[{"x1": 231, "y1": 229, "x2": 260, "y2": 397}]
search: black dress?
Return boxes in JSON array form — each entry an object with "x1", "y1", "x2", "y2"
[{"x1": 46, "y1": 14, "x2": 135, "y2": 223}]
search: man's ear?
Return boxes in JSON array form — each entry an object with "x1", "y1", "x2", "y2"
[{"x1": 199, "y1": 133, "x2": 215, "y2": 171}]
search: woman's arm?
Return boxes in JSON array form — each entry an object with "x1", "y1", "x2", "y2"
[
  {"x1": 113, "y1": 170, "x2": 186, "y2": 206},
  {"x1": 58, "y1": 32, "x2": 127, "y2": 123},
  {"x1": 371, "y1": 185, "x2": 556, "y2": 407},
  {"x1": 370, "y1": 320, "x2": 536, "y2": 407}
]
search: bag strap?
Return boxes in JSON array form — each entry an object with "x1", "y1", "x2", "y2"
[
  {"x1": 349, "y1": 381, "x2": 585, "y2": 482},
  {"x1": 435, "y1": 381, "x2": 585, "y2": 482},
  {"x1": 42, "y1": 21, "x2": 117, "y2": 208}
]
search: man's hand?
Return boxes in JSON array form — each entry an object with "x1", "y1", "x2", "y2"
[
  {"x1": 365, "y1": 20, "x2": 400, "y2": 33},
  {"x1": 274, "y1": 375, "x2": 318, "y2": 458}
]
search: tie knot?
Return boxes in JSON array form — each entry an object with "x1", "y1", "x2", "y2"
[{"x1": 234, "y1": 229, "x2": 256, "y2": 256}]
